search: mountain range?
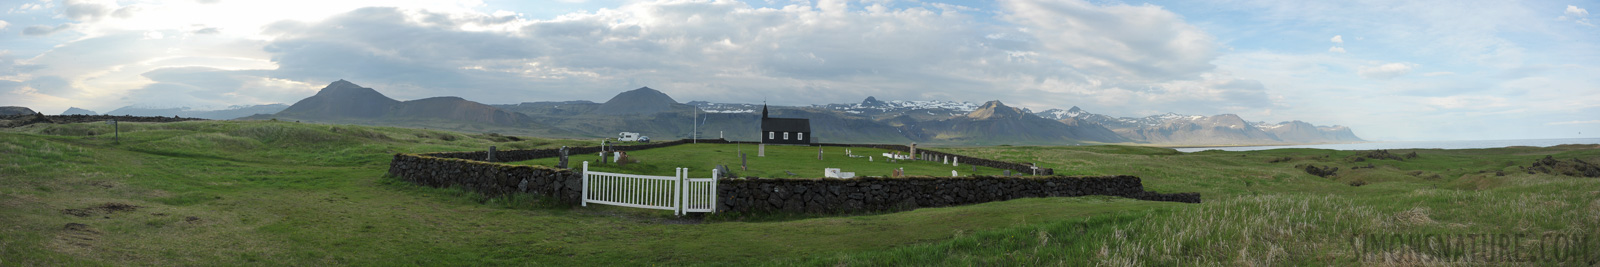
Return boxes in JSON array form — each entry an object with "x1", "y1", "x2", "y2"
[{"x1": 40, "y1": 80, "x2": 1361, "y2": 145}]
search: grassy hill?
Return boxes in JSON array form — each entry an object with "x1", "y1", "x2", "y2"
[{"x1": 3, "y1": 120, "x2": 1598, "y2": 265}]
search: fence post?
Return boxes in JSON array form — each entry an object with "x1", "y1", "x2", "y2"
[
  {"x1": 675, "y1": 168, "x2": 684, "y2": 216},
  {"x1": 712, "y1": 168, "x2": 719, "y2": 213},
  {"x1": 581, "y1": 161, "x2": 588, "y2": 207}
]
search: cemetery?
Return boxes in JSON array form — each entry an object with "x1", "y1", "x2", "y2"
[
  {"x1": 510, "y1": 143, "x2": 1021, "y2": 179},
  {"x1": 388, "y1": 138, "x2": 1201, "y2": 216}
]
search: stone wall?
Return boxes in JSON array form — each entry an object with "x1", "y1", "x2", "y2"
[
  {"x1": 716, "y1": 175, "x2": 1198, "y2": 214},
  {"x1": 388, "y1": 153, "x2": 583, "y2": 203},
  {"x1": 389, "y1": 152, "x2": 1201, "y2": 214},
  {"x1": 0, "y1": 114, "x2": 208, "y2": 128}
]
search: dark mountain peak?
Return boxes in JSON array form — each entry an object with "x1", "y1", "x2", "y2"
[
  {"x1": 966, "y1": 100, "x2": 1024, "y2": 119},
  {"x1": 61, "y1": 107, "x2": 97, "y2": 115},
  {"x1": 278, "y1": 80, "x2": 399, "y2": 118},
  {"x1": 1067, "y1": 106, "x2": 1083, "y2": 113},
  {"x1": 861, "y1": 96, "x2": 886, "y2": 106},
  {"x1": 595, "y1": 87, "x2": 680, "y2": 115}
]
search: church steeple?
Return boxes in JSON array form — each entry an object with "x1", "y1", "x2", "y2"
[{"x1": 762, "y1": 102, "x2": 768, "y2": 119}]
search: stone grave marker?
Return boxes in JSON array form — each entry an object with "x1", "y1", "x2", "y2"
[
  {"x1": 557, "y1": 146, "x2": 570, "y2": 169},
  {"x1": 486, "y1": 146, "x2": 497, "y2": 162}
]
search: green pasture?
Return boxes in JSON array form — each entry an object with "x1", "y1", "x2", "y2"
[{"x1": 2, "y1": 120, "x2": 1598, "y2": 265}]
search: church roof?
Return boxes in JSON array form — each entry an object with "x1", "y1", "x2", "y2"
[{"x1": 762, "y1": 117, "x2": 810, "y2": 132}]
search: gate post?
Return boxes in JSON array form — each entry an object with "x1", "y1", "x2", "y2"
[
  {"x1": 581, "y1": 161, "x2": 589, "y2": 207},
  {"x1": 675, "y1": 168, "x2": 685, "y2": 216}
]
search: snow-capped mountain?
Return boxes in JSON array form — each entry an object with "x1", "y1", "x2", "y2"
[
  {"x1": 1036, "y1": 107, "x2": 1363, "y2": 145},
  {"x1": 689, "y1": 96, "x2": 1360, "y2": 145}
]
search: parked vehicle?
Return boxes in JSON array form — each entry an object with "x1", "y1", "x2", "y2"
[{"x1": 618, "y1": 132, "x2": 650, "y2": 142}]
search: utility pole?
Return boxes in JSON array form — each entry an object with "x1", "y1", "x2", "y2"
[{"x1": 693, "y1": 106, "x2": 698, "y2": 143}]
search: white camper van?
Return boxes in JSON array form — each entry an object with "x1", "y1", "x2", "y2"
[{"x1": 617, "y1": 132, "x2": 650, "y2": 142}]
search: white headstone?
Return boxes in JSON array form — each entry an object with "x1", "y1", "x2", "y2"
[
  {"x1": 953, "y1": 157, "x2": 959, "y2": 167},
  {"x1": 758, "y1": 144, "x2": 765, "y2": 157},
  {"x1": 825, "y1": 168, "x2": 841, "y2": 178},
  {"x1": 951, "y1": 170, "x2": 958, "y2": 177}
]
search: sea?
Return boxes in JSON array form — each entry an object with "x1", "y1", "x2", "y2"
[{"x1": 1174, "y1": 138, "x2": 1600, "y2": 153}]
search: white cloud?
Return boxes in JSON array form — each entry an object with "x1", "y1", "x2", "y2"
[
  {"x1": 999, "y1": 0, "x2": 1222, "y2": 82},
  {"x1": 1559, "y1": 5, "x2": 1593, "y2": 26},
  {"x1": 1328, "y1": 46, "x2": 1345, "y2": 53},
  {"x1": 1421, "y1": 71, "x2": 1455, "y2": 76},
  {"x1": 1423, "y1": 95, "x2": 1508, "y2": 110},
  {"x1": 1547, "y1": 120, "x2": 1600, "y2": 125},
  {"x1": 0, "y1": 20, "x2": 9, "y2": 30},
  {"x1": 1330, "y1": 35, "x2": 1342, "y2": 43},
  {"x1": 1566, "y1": 5, "x2": 1588, "y2": 17},
  {"x1": 1358, "y1": 62, "x2": 1415, "y2": 80}
]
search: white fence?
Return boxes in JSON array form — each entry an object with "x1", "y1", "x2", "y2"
[{"x1": 581, "y1": 161, "x2": 717, "y2": 216}]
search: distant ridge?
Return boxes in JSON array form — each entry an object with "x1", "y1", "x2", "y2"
[
  {"x1": 61, "y1": 107, "x2": 97, "y2": 115},
  {"x1": 270, "y1": 80, "x2": 529, "y2": 127},
  {"x1": 0, "y1": 106, "x2": 36, "y2": 116},
  {"x1": 919, "y1": 100, "x2": 1127, "y2": 144},
  {"x1": 594, "y1": 87, "x2": 679, "y2": 115}
]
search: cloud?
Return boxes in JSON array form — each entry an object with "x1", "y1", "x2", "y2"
[
  {"x1": 1328, "y1": 46, "x2": 1346, "y2": 53},
  {"x1": 1330, "y1": 35, "x2": 1342, "y2": 43},
  {"x1": 1422, "y1": 95, "x2": 1507, "y2": 110},
  {"x1": 22, "y1": 24, "x2": 72, "y2": 36},
  {"x1": 1547, "y1": 120, "x2": 1600, "y2": 125},
  {"x1": 1358, "y1": 62, "x2": 1415, "y2": 80},
  {"x1": 62, "y1": 0, "x2": 113, "y2": 21},
  {"x1": 0, "y1": 20, "x2": 9, "y2": 30},
  {"x1": 1000, "y1": 0, "x2": 1221, "y2": 82},
  {"x1": 192, "y1": 27, "x2": 220, "y2": 34},
  {"x1": 1421, "y1": 71, "x2": 1455, "y2": 76},
  {"x1": 1559, "y1": 5, "x2": 1593, "y2": 26},
  {"x1": 24, "y1": 76, "x2": 79, "y2": 96}
]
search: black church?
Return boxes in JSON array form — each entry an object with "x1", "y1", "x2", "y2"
[{"x1": 760, "y1": 104, "x2": 811, "y2": 145}]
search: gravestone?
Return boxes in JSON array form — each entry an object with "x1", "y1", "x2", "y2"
[
  {"x1": 951, "y1": 170, "x2": 958, "y2": 177},
  {"x1": 818, "y1": 147, "x2": 823, "y2": 160},
  {"x1": 953, "y1": 157, "x2": 959, "y2": 167},
  {"x1": 758, "y1": 144, "x2": 765, "y2": 157},
  {"x1": 909, "y1": 142, "x2": 917, "y2": 160},
  {"x1": 741, "y1": 152, "x2": 748, "y2": 171},
  {"x1": 486, "y1": 146, "x2": 497, "y2": 162},
  {"x1": 557, "y1": 146, "x2": 570, "y2": 169},
  {"x1": 716, "y1": 165, "x2": 734, "y2": 178},
  {"x1": 1004, "y1": 170, "x2": 1011, "y2": 176},
  {"x1": 971, "y1": 165, "x2": 976, "y2": 172}
]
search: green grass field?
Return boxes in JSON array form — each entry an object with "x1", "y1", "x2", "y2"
[
  {"x1": 3, "y1": 120, "x2": 1598, "y2": 265},
  {"x1": 514, "y1": 143, "x2": 1019, "y2": 178}
]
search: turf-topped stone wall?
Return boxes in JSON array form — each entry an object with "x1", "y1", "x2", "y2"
[
  {"x1": 417, "y1": 138, "x2": 1052, "y2": 176},
  {"x1": 388, "y1": 153, "x2": 583, "y2": 203},
  {"x1": 388, "y1": 152, "x2": 1201, "y2": 213},
  {"x1": 714, "y1": 175, "x2": 1198, "y2": 213}
]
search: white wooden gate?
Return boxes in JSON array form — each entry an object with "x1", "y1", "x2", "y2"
[{"x1": 581, "y1": 161, "x2": 717, "y2": 216}]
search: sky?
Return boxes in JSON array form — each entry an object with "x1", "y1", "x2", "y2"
[{"x1": 0, "y1": 0, "x2": 1597, "y2": 141}]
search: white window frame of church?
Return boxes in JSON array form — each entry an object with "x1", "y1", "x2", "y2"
[
  {"x1": 769, "y1": 132, "x2": 774, "y2": 139},
  {"x1": 783, "y1": 132, "x2": 789, "y2": 140},
  {"x1": 798, "y1": 132, "x2": 804, "y2": 140}
]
